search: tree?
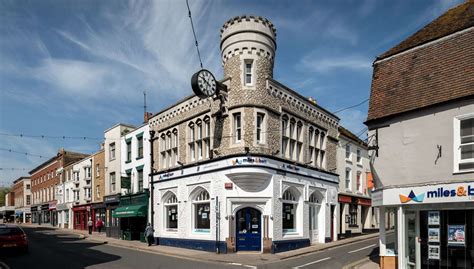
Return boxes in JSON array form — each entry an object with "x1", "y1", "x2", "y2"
[{"x1": 0, "y1": 187, "x2": 11, "y2": 206}]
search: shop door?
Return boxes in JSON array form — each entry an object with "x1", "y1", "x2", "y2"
[
  {"x1": 236, "y1": 207, "x2": 261, "y2": 251},
  {"x1": 405, "y1": 211, "x2": 420, "y2": 269}
]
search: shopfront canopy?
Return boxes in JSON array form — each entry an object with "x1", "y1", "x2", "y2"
[{"x1": 112, "y1": 205, "x2": 147, "y2": 218}]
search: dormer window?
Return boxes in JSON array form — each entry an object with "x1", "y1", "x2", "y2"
[{"x1": 244, "y1": 60, "x2": 253, "y2": 86}]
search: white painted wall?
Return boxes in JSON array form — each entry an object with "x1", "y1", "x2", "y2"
[
  {"x1": 121, "y1": 124, "x2": 150, "y2": 194},
  {"x1": 368, "y1": 99, "x2": 474, "y2": 187},
  {"x1": 152, "y1": 157, "x2": 338, "y2": 248},
  {"x1": 104, "y1": 124, "x2": 135, "y2": 196}
]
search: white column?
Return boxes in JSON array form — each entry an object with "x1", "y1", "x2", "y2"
[
  {"x1": 378, "y1": 207, "x2": 386, "y2": 256},
  {"x1": 397, "y1": 206, "x2": 404, "y2": 269}
]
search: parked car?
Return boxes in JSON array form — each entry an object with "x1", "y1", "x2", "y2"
[{"x1": 0, "y1": 224, "x2": 28, "y2": 253}]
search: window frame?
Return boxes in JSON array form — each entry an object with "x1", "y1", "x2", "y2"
[
  {"x1": 244, "y1": 60, "x2": 254, "y2": 86},
  {"x1": 345, "y1": 167, "x2": 352, "y2": 191},
  {"x1": 109, "y1": 143, "x2": 116, "y2": 161},
  {"x1": 282, "y1": 189, "x2": 299, "y2": 234},
  {"x1": 192, "y1": 189, "x2": 211, "y2": 233},
  {"x1": 164, "y1": 193, "x2": 178, "y2": 231},
  {"x1": 454, "y1": 113, "x2": 474, "y2": 173},
  {"x1": 233, "y1": 112, "x2": 242, "y2": 144}
]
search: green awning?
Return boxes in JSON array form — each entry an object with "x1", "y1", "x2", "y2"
[{"x1": 112, "y1": 204, "x2": 147, "y2": 218}]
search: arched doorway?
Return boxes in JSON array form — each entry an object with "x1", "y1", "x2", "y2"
[{"x1": 236, "y1": 207, "x2": 261, "y2": 251}]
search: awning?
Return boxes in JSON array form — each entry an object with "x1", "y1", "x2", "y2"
[{"x1": 112, "y1": 205, "x2": 147, "y2": 218}]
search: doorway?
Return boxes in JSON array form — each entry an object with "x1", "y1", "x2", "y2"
[
  {"x1": 405, "y1": 210, "x2": 420, "y2": 269},
  {"x1": 236, "y1": 207, "x2": 261, "y2": 251}
]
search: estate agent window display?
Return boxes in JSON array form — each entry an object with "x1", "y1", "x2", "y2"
[
  {"x1": 282, "y1": 189, "x2": 298, "y2": 234},
  {"x1": 193, "y1": 189, "x2": 211, "y2": 233}
]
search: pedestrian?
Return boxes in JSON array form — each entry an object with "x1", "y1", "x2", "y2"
[
  {"x1": 88, "y1": 218, "x2": 93, "y2": 235},
  {"x1": 96, "y1": 218, "x2": 104, "y2": 233},
  {"x1": 144, "y1": 223, "x2": 154, "y2": 246}
]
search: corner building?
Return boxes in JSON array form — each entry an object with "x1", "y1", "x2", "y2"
[
  {"x1": 366, "y1": 2, "x2": 474, "y2": 269},
  {"x1": 149, "y1": 16, "x2": 340, "y2": 253}
]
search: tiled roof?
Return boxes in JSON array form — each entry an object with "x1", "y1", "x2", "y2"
[
  {"x1": 367, "y1": 2, "x2": 474, "y2": 123},
  {"x1": 378, "y1": 1, "x2": 474, "y2": 60}
]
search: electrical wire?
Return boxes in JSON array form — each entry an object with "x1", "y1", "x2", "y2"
[
  {"x1": 333, "y1": 98, "x2": 369, "y2": 114},
  {"x1": 186, "y1": 0, "x2": 204, "y2": 69},
  {"x1": 0, "y1": 148, "x2": 46, "y2": 158}
]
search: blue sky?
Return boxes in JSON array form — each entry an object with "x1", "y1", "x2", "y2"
[{"x1": 0, "y1": 0, "x2": 463, "y2": 186}]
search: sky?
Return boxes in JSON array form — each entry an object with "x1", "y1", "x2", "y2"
[{"x1": 0, "y1": 0, "x2": 464, "y2": 186}]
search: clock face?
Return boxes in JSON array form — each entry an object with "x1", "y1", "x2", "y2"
[{"x1": 191, "y1": 69, "x2": 218, "y2": 98}]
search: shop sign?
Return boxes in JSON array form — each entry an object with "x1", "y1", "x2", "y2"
[
  {"x1": 232, "y1": 157, "x2": 268, "y2": 166},
  {"x1": 338, "y1": 195, "x2": 352, "y2": 203},
  {"x1": 56, "y1": 203, "x2": 69, "y2": 211},
  {"x1": 49, "y1": 201, "x2": 57, "y2": 210},
  {"x1": 159, "y1": 172, "x2": 174, "y2": 180},
  {"x1": 357, "y1": 198, "x2": 371, "y2": 206},
  {"x1": 104, "y1": 195, "x2": 120, "y2": 204},
  {"x1": 379, "y1": 182, "x2": 474, "y2": 206},
  {"x1": 41, "y1": 204, "x2": 49, "y2": 211},
  {"x1": 31, "y1": 206, "x2": 38, "y2": 212}
]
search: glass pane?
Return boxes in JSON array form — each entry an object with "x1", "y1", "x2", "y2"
[
  {"x1": 282, "y1": 203, "x2": 295, "y2": 231},
  {"x1": 460, "y1": 118, "x2": 474, "y2": 136},
  {"x1": 461, "y1": 144, "x2": 474, "y2": 159},
  {"x1": 167, "y1": 205, "x2": 178, "y2": 229},
  {"x1": 195, "y1": 203, "x2": 210, "y2": 229}
]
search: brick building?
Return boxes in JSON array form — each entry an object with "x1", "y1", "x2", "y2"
[
  {"x1": 30, "y1": 148, "x2": 88, "y2": 226},
  {"x1": 366, "y1": 2, "x2": 474, "y2": 268},
  {"x1": 148, "y1": 15, "x2": 340, "y2": 253}
]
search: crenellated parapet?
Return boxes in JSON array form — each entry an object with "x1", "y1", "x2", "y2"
[{"x1": 220, "y1": 15, "x2": 277, "y2": 67}]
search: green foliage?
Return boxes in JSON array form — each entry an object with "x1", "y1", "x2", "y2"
[{"x1": 0, "y1": 187, "x2": 11, "y2": 206}]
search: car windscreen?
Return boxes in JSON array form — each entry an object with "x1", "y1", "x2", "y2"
[{"x1": 0, "y1": 228, "x2": 23, "y2": 235}]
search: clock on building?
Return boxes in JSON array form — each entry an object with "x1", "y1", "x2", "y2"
[{"x1": 191, "y1": 69, "x2": 219, "y2": 98}]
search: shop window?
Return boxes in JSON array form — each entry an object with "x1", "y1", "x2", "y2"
[
  {"x1": 455, "y1": 115, "x2": 474, "y2": 172},
  {"x1": 193, "y1": 189, "x2": 210, "y2": 233},
  {"x1": 165, "y1": 194, "x2": 178, "y2": 230},
  {"x1": 282, "y1": 189, "x2": 298, "y2": 233},
  {"x1": 349, "y1": 204, "x2": 358, "y2": 227}
]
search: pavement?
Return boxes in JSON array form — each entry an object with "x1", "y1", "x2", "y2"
[{"x1": 2, "y1": 224, "x2": 382, "y2": 268}]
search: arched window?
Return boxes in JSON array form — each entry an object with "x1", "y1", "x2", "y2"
[
  {"x1": 308, "y1": 191, "x2": 322, "y2": 232},
  {"x1": 188, "y1": 122, "x2": 195, "y2": 161},
  {"x1": 282, "y1": 189, "x2": 298, "y2": 233},
  {"x1": 164, "y1": 193, "x2": 178, "y2": 230},
  {"x1": 193, "y1": 189, "x2": 210, "y2": 232}
]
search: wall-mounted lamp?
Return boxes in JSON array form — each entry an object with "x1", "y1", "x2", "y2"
[
  {"x1": 177, "y1": 161, "x2": 184, "y2": 167},
  {"x1": 272, "y1": 150, "x2": 280, "y2": 156}
]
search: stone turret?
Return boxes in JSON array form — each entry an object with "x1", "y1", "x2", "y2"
[{"x1": 220, "y1": 15, "x2": 276, "y2": 82}]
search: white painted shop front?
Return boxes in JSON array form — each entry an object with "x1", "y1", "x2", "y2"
[{"x1": 152, "y1": 156, "x2": 339, "y2": 253}]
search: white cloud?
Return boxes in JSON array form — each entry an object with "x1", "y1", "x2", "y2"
[{"x1": 301, "y1": 54, "x2": 372, "y2": 73}]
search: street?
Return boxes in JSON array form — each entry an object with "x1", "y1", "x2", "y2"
[
  {"x1": 0, "y1": 227, "x2": 381, "y2": 269},
  {"x1": 0, "y1": 227, "x2": 242, "y2": 269}
]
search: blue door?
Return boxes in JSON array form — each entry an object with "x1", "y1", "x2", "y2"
[{"x1": 236, "y1": 207, "x2": 261, "y2": 251}]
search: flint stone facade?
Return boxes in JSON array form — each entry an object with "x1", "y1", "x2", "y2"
[{"x1": 149, "y1": 15, "x2": 340, "y2": 253}]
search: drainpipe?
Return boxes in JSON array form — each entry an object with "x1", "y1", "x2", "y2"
[{"x1": 149, "y1": 130, "x2": 156, "y2": 229}]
